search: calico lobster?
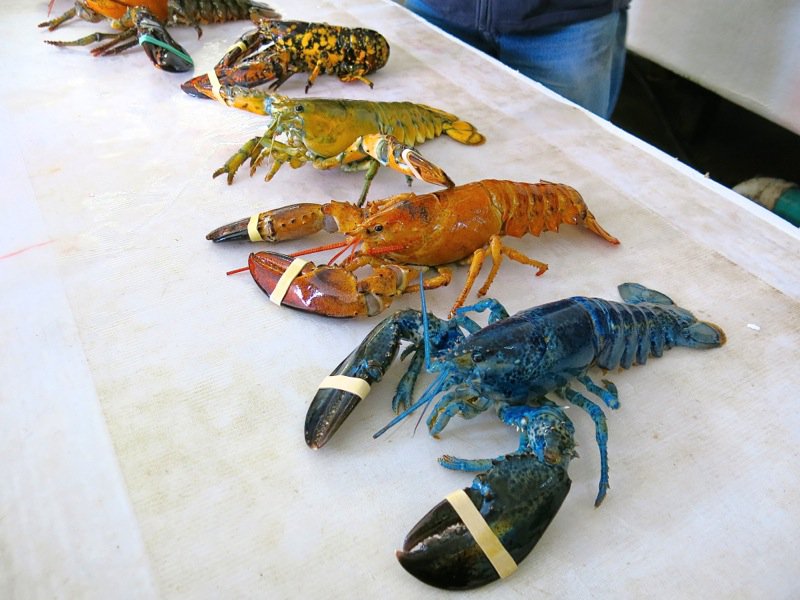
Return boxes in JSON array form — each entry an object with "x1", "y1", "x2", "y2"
[
  {"x1": 208, "y1": 86, "x2": 484, "y2": 204},
  {"x1": 208, "y1": 179, "x2": 619, "y2": 317},
  {"x1": 182, "y1": 20, "x2": 390, "y2": 97},
  {"x1": 39, "y1": 0, "x2": 279, "y2": 72},
  {"x1": 305, "y1": 283, "x2": 726, "y2": 589}
]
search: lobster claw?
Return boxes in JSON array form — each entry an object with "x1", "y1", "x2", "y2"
[
  {"x1": 246, "y1": 251, "x2": 398, "y2": 318},
  {"x1": 181, "y1": 72, "x2": 215, "y2": 98},
  {"x1": 397, "y1": 453, "x2": 571, "y2": 590},
  {"x1": 133, "y1": 9, "x2": 194, "y2": 72},
  {"x1": 206, "y1": 203, "x2": 328, "y2": 243},
  {"x1": 358, "y1": 134, "x2": 455, "y2": 190}
]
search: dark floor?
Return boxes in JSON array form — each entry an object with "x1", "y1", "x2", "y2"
[{"x1": 610, "y1": 53, "x2": 800, "y2": 191}]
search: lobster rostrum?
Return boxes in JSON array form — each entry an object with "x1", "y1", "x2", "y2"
[
  {"x1": 208, "y1": 179, "x2": 619, "y2": 318},
  {"x1": 39, "y1": 0, "x2": 279, "y2": 72},
  {"x1": 305, "y1": 283, "x2": 726, "y2": 589},
  {"x1": 208, "y1": 87, "x2": 483, "y2": 204},
  {"x1": 182, "y1": 20, "x2": 390, "y2": 97}
]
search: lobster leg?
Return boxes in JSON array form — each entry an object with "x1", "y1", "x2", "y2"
[
  {"x1": 577, "y1": 374, "x2": 620, "y2": 409},
  {"x1": 439, "y1": 401, "x2": 576, "y2": 473},
  {"x1": 212, "y1": 136, "x2": 261, "y2": 184},
  {"x1": 38, "y1": 7, "x2": 78, "y2": 30},
  {"x1": 45, "y1": 30, "x2": 124, "y2": 48},
  {"x1": 446, "y1": 236, "x2": 549, "y2": 318},
  {"x1": 426, "y1": 384, "x2": 493, "y2": 436},
  {"x1": 561, "y1": 385, "x2": 610, "y2": 507},
  {"x1": 477, "y1": 236, "x2": 549, "y2": 296}
]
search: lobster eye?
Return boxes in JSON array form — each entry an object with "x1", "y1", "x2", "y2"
[
  {"x1": 373, "y1": 224, "x2": 383, "y2": 232},
  {"x1": 295, "y1": 104, "x2": 304, "y2": 113},
  {"x1": 472, "y1": 351, "x2": 485, "y2": 363}
]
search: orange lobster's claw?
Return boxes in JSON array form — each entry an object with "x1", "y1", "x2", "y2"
[
  {"x1": 207, "y1": 203, "x2": 327, "y2": 243},
  {"x1": 248, "y1": 251, "x2": 392, "y2": 318}
]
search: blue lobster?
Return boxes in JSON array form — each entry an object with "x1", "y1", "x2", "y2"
[{"x1": 305, "y1": 283, "x2": 726, "y2": 589}]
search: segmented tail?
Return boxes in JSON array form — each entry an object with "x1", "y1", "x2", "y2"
[
  {"x1": 412, "y1": 104, "x2": 485, "y2": 145},
  {"x1": 618, "y1": 283, "x2": 726, "y2": 348},
  {"x1": 577, "y1": 283, "x2": 725, "y2": 371},
  {"x1": 169, "y1": 0, "x2": 280, "y2": 26},
  {"x1": 442, "y1": 120, "x2": 485, "y2": 145}
]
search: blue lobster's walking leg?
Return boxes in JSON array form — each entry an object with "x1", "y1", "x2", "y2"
[
  {"x1": 438, "y1": 401, "x2": 575, "y2": 473},
  {"x1": 577, "y1": 374, "x2": 620, "y2": 409},
  {"x1": 439, "y1": 455, "x2": 494, "y2": 472},
  {"x1": 427, "y1": 386, "x2": 494, "y2": 436},
  {"x1": 393, "y1": 345, "x2": 427, "y2": 413},
  {"x1": 561, "y1": 386, "x2": 610, "y2": 507}
]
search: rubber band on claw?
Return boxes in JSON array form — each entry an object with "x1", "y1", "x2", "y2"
[
  {"x1": 269, "y1": 258, "x2": 308, "y2": 305},
  {"x1": 445, "y1": 489, "x2": 517, "y2": 578},
  {"x1": 207, "y1": 69, "x2": 223, "y2": 103},
  {"x1": 247, "y1": 214, "x2": 263, "y2": 242},
  {"x1": 138, "y1": 34, "x2": 193, "y2": 65},
  {"x1": 318, "y1": 375, "x2": 371, "y2": 400}
]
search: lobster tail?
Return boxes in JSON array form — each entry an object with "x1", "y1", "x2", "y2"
[
  {"x1": 682, "y1": 321, "x2": 726, "y2": 348},
  {"x1": 575, "y1": 284, "x2": 726, "y2": 371},
  {"x1": 618, "y1": 283, "x2": 726, "y2": 349},
  {"x1": 168, "y1": 0, "x2": 280, "y2": 26},
  {"x1": 442, "y1": 120, "x2": 486, "y2": 145}
]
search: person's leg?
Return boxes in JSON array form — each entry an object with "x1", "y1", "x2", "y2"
[
  {"x1": 606, "y1": 9, "x2": 628, "y2": 116},
  {"x1": 498, "y1": 11, "x2": 627, "y2": 118}
]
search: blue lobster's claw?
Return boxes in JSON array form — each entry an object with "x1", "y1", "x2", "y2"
[
  {"x1": 306, "y1": 309, "x2": 427, "y2": 448},
  {"x1": 396, "y1": 453, "x2": 571, "y2": 590}
]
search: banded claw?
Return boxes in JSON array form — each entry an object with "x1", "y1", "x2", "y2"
[
  {"x1": 243, "y1": 251, "x2": 404, "y2": 318},
  {"x1": 397, "y1": 453, "x2": 571, "y2": 590}
]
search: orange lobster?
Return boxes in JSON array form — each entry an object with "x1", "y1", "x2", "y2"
[{"x1": 209, "y1": 179, "x2": 620, "y2": 318}]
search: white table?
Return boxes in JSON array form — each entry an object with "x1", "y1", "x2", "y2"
[{"x1": 2, "y1": 1, "x2": 799, "y2": 598}]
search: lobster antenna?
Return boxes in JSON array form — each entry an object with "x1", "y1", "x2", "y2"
[
  {"x1": 226, "y1": 266, "x2": 249, "y2": 276},
  {"x1": 419, "y1": 271, "x2": 433, "y2": 371},
  {"x1": 373, "y1": 370, "x2": 447, "y2": 439},
  {"x1": 290, "y1": 240, "x2": 348, "y2": 258},
  {"x1": 328, "y1": 238, "x2": 359, "y2": 265}
]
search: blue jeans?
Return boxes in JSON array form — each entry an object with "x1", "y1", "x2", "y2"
[{"x1": 404, "y1": 0, "x2": 628, "y2": 118}]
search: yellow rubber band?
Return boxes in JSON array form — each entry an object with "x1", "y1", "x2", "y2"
[
  {"x1": 226, "y1": 40, "x2": 248, "y2": 55},
  {"x1": 318, "y1": 375, "x2": 371, "y2": 399},
  {"x1": 445, "y1": 489, "x2": 517, "y2": 579},
  {"x1": 269, "y1": 258, "x2": 308, "y2": 306},
  {"x1": 401, "y1": 147, "x2": 421, "y2": 180},
  {"x1": 247, "y1": 214, "x2": 263, "y2": 242},
  {"x1": 207, "y1": 68, "x2": 223, "y2": 103}
]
